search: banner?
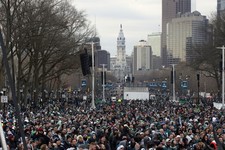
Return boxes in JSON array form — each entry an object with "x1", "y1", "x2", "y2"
[{"x1": 213, "y1": 102, "x2": 224, "y2": 110}]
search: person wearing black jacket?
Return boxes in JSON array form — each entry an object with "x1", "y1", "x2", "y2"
[
  {"x1": 7, "y1": 134, "x2": 17, "y2": 150},
  {"x1": 32, "y1": 128, "x2": 50, "y2": 146},
  {"x1": 109, "y1": 128, "x2": 122, "y2": 150},
  {"x1": 212, "y1": 123, "x2": 225, "y2": 150},
  {"x1": 62, "y1": 134, "x2": 72, "y2": 149}
]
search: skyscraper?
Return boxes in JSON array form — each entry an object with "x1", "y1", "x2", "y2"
[
  {"x1": 177, "y1": 0, "x2": 191, "y2": 14},
  {"x1": 218, "y1": 0, "x2": 225, "y2": 15},
  {"x1": 218, "y1": 0, "x2": 225, "y2": 12},
  {"x1": 147, "y1": 32, "x2": 162, "y2": 69},
  {"x1": 161, "y1": 0, "x2": 191, "y2": 66},
  {"x1": 133, "y1": 40, "x2": 153, "y2": 74},
  {"x1": 147, "y1": 32, "x2": 161, "y2": 57}
]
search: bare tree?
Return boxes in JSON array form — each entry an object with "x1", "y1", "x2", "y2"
[
  {"x1": 0, "y1": 0, "x2": 95, "y2": 106},
  {"x1": 190, "y1": 13, "x2": 225, "y2": 94}
]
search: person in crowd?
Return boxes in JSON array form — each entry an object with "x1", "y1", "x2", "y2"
[
  {"x1": 32, "y1": 127, "x2": 50, "y2": 147},
  {"x1": 2, "y1": 96, "x2": 225, "y2": 150},
  {"x1": 62, "y1": 134, "x2": 72, "y2": 149}
]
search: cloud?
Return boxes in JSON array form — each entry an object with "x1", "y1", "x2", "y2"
[{"x1": 74, "y1": 0, "x2": 161, "y2": 20}]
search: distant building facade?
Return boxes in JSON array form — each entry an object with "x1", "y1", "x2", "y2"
[
  {"x1": 167, "y1": 11, "x2": 208, "y2": 64},
  {"x1": 133, "y1": 40, "x2": 153, "y2": 75}
]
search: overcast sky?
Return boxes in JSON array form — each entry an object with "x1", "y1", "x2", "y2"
[{"x1": 72, "y1": 0, "x2": 217, "y2": 56}]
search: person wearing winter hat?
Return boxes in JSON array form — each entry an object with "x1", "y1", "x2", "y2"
[
  {"x1": 117, "y1": 145, "x2": 125, "y2": 150},
  {"x1": 7, "y1": 134, "x2": 17, "y2": 149},
  {"x1": 32, "y1": 127, "x2": 50, "y2": 146},
  {"x1": 161, "y1": 138, "x2": 171, "y2": 149},
  {"x1": 98, "y1": 134, "x2": 111, "y2": 150}
]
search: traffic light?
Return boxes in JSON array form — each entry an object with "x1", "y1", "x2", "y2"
[
  {"x1": 80, "y1": 49, "x2": 91, "y2": 76},
  {"x1": 220, "y1": 60, "x2": 222, "y2": 73},
  {"x1": 127, "y1": 76, "x2": 130, "y2": 82},
  {"x1": 197, "y1": 74, "x2": 200, "y2": 81},
  {"x1": 219, "y1": 54, "x2": 223, "y2": 73},
  {"x1": 89, "y1": 54, "x2": 95, "y2": 67}
]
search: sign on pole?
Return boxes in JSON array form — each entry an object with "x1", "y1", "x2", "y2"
[
  {"x1": 83, "y1": 95, "x2": 87, "y2": 101},
  {"x1": 1, "y1": 96, "x2": 8, "y2": 103}
]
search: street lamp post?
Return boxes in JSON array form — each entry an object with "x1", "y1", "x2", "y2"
[
  {"x1": 172, "y1": 64, "x2": 176, "y2": 101},
  {"x1": 33, "y1": 89, "x2": 36, "y2": 109},
  {"x1": 91, "y1": 42, "x2": 96, "y2": 109},
  {"x1": 20, "y1": 89, "x2": 23, "y2": 111},
  {"x1": 197, "y1": 74, "x2": 200, "y2": 105},
  {"x1": 101, "y1": 64, "x2": 106, "y2": 102},
  {"x1": 2, "y1": 87, "x2": 6, "y2": 117},
  {"x1": 217, "y1": 46, "x2": 225, "y2": 109}
]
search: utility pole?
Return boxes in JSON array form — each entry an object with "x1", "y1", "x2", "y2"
[
  {"x1": 217, "y1": 46, "x2": 225, "y2": 109},
  {"x1": 101, "y1": 64, "x2": 106, "y2": 102},
  {"x1": 197, "y1": 73, "x2": 200, "y2": 105},
  {"x1": 172, "y1": 64, "x2": 176, "y2": 101}
]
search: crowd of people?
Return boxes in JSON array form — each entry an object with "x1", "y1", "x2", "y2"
[{"x1": 1, "y1": 97, "x2": 225, "y2": 150}]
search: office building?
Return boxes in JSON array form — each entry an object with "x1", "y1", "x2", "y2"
[
  {"x1": 133, "y1": 40, "x2": 153, "y2": 74},
  {"x1": 218, "y1": 0, "x2": 225, "y2": 16},
  {"x1": 218, "y1": 0, "x2": 225, "y2": 12},
  {"x1": 167, "y1": 11, "x2": 208, "y2": 64},
  {"x1": 147, "y1": 32, "x2": 161, "y2": 57},
  {"x1": 162, "y1": 0, "x2": 191, "y2": 66},
  {"x1": 147, "y1": 32, "x2": 162, "y2": 69}
]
